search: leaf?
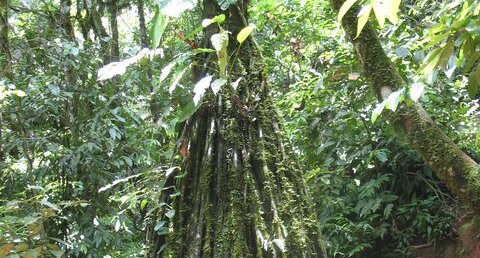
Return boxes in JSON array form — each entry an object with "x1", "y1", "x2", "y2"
[
  {"x1": 338, "y1": 0, "x2": 358, "y2": 22},
  {"x1": 154, "y1": 221, "x2": 166, "y2": 231},
  {"x1": 193, "y1": 75, "x2": 213, "y2": 106},
  {"x1": 166, "y1": 167, "x2": 179, "y2": 177},
  {"x1": 211, "y1": 32, "x2": 229, "y2": 76},
  {"x1": 50, "y1": 250, "x2": 64, "y2": 258},
  {"x1": 98, "y1": 49, "x2": 160, "y2": 81},
  {"x1": 409, "y1": 82, "x2": 425, "y2": 102},
  {"x1": 169, "y1": 66, "x2": 189, "y2": 94},
  {"x1": 140, "y1": 199, "x2": 148, "y2": 210},
  {"x1": 356, "y1": 4, "x2": 372, "y2": 38},
  {"x1": 39, "y1": 197, "x2": 61, "y2": 212},
  {"x1": 159, "y1": 0, "x2": 197, "y2": 17},
  {"x1": 467, "y1": 66, "x2": 480, "y2": 98},
  {"x1": 202, "y1": 14, "x2": 226, "y2": 27},
  {"x1": 385, "y1": 0, "x2": 401, "y2": 24},
  {"x1": 232, "y1": 77, "x2": 242, "y2": 90},
  {"x1": 272, "y1": 239, "x2": 286, "y2": 252},
  {"x1": 115, "y1": 219, "x2": 121, "y2": 231},
  {"x1": 109, "y1": 128, "x2": 117, "y2": 140},
  {"x1": 177, "y1": 100, "x2": 201, "y2": 122},
  {"x1": 371, "y1": 100, "x2": 386, "y2": 123},
  {"x1": 384, "y1": 204, "x2": 394, "y2": 218},
  {"x1": 385, "y1": 90, "x2": 402, "y2": 112},
  {"x1": 373, "y1": 0, "x2": 387, "y2": 28},
  {"x1": 211, "y1": 78, "x2": 227, "y2": 95},
  {"x1": 237, "y1": 24, "x2": 256, "y2": 44},
  {"x1": 218, "y1": 0, "x2": 237, "y2": 10},
  {"x1": 150, "y1": 7, "x2": 169, "y2": 49},
  {"x1": 10, "y1": 90, "x2": 26, "y2": 97},
  {"x1": 437, "y1": 41, "x2": 455, "y2": 69},
  {"x1": 420, "y1": 48, "x2": 442, "y2": 76},
  {"x1": 165, "y1": 209, "x2": 175, "y2": 219}
]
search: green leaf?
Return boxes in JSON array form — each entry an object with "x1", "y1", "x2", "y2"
[
  {"x1": 338, "y1": 0, "x2": 358, "y2": 22},
  {"x1": 193, "y1": 75, "x2": 213, "y2": 106},
  {"x1": 150, "y1": 7, "x2": 169, "y2": 49},
  {"x1": 421, "y1": 48, "x2": 442, "y2": 76},
  {"x1": 467, "y1": 66, "x2": 480, "y2": 98},
  {"x1": 385, "y1": 0, "x2": 401, "y2": 24},
  {"x1": 211, "y1": 31, "x2": 229, "y2": 76},
  {"x1": 409, "y1": 82, "x2": 425, "y2": 102},
  {"x1": 218, "y1": 0, "x2": 237, "y2": 10},
  {"x1": 202, "y1": 14, "x2": 226, "y2": 27},
  {"x1": 166, "y1": 209, "x2": 175, "y2": 219},
  {"x1": 211, "y1": 78, "x2": 227, "y2": 95},
  {"x1": 177, "y1": 100, "x2": 201, "y2": 122},
  {"x1": 169, "y1": 66, "x2": 189, "y2": 94},
  {"x1": 371, "y1": 100, "x2": 387, "y2": 123},
  {"x1": 237, "y1": 24, "x2": 256, "y2": 44},
  {"x1": 437, "y1": 41, "x2": 455, "y2": 69},
  {"x1": 356, "y1": 4, "x2": 372, "y2": 39},
  {"x1": 140, "y1": 199, "x2": 148, "y2": 210}
]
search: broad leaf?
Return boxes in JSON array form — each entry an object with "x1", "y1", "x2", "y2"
[
  {"x1": 211, "y1": 78, "x2": 227, "y2": 95},
  {"x1": 338, "y1": 0, "x2": 358, "y2": 22},
  {"x1": 237, "y1": 24, "x2": 256, "y2": 44},
  {"x1": 193, "y1": 75, "x2": 213, "y2": 105},
  {"x1": 409, "y1": 82, "x2": 425, "y2": 102},
  {"x1": 159, "y1": 0, "x2": 197, "y2": 17},
  {"x1": 467, "y1": 66, "x2": 480, "y2": 98},
  {"x1": 356, "y1": 4, "x2": 372, "y2": 38},
  {"x1": 150, "y1": 7, "x2": 169, "y2": 49},
  {"x1": 385, "y1": 90, "x2": 402, "y2": 112},
  {"x1": 211, "y1": 32, "x2": 229, "y2": 76},
  {"x1": 371, "y1": 100, "x2": 387, "y2": 123}
]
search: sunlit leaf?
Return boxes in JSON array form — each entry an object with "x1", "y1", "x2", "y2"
[
  {"x1": 166, "y1": 209, "x2": 175, "y2": 219},
  {"x1": 356, "y1": 4, "x2": 372, "y2": 38},
  {"x1": 202, "y1": 14, "x2": 226, "y2": 27},
  {"x1": 272, "y1": 239, "x2": 286, "y2": 252},
  {"x1": 211, "y1": 32, "x2": 229, "y2": 76},
  {"x1": 193, "y1": 75, "x2": 213, "y2": 106},
  {"x1": 237, "y1": 24, "x2": 256, "y2": 44},
  {"x1": 409, "y1": 82, "x2": 425, "y2": 102},
  {"x1": 338, "y1": 0, "x2": 358, "y2": 22},
  {"x1": 371, "y1": 100, "x2": 387, "y2": 123},
  {"x1": 385, "y1": 90, "x2": 402, "y2": 112},
  {"x1": 159, "y1": 0, "x2": 197, "y2": 17},
  {"x1": 211, "y1": 78, "x2": 227, "y2": 95},
  {"x1": 232, "y1": 77, "x2": 243, "y2": 90},
  {"x1": 373, "y1": 0, "x2": 386, "y2": 28}
]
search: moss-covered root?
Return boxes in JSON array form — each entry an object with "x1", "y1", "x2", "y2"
[{"x1": 330, "y1": 0, "x2": 480, "y2": 213}]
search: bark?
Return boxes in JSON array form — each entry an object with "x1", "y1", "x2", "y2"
[
  {"x1": 137, "y1": 0, "x2": 148, "y2": 48},
  {"x1": 330, "y1": 0, "x2": 480, "y2": 213},
  {"x1": 146, "y1": 1, "x2": 325, "y2": 257},
  {"x1": 107, "y1": 0, "x2": 119, "y2": 62}
]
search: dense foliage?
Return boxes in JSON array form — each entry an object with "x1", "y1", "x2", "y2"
[{"x1": 0, "y1": 0, "x2": 479, "y2": 257}]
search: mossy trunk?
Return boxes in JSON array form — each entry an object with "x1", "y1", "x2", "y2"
[
  {"x1": 331, "y1": 0, "x2": 480, "y2": 213},
  {"x1": 146, "y1": 1, "x2": 324, "y2": 257}
]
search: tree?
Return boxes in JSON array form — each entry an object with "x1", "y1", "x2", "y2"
[
  {"x1": 331, "y1": 0, "x2": 480, "y2": 213},
  {"x1": 144, "y1": 0, "x2": 325, "y2": 257}
]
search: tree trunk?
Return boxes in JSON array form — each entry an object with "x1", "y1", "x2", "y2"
[
  {"x1": 330, "y1": 0, "x2": 480, "y2": 213},
  {"x1": 147, "y1": 1, "x2": 325, "y2": 257}
]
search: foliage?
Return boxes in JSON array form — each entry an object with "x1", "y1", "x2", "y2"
[{"x1": 0, "y1": 0, "x2": 478, "y2": 257}]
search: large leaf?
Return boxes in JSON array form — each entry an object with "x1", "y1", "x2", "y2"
[
  {"x1": 150, "y1": 7, "x2": 169, "y2": 49},
  {"x1": 409, "y1": 82, "x2": 425, "y2": 102},
  {"x1": 338, "y1": 0, "x2": 358, "y2": 22},
  {"x1": 211, "y1": 31, "x2": 229, "y2": 76},
  {"x1": 158, "y1": 0, "x2": 197, "y2": 17},
  {"x1": 237, "y1": 24, "x2": 256, "y2": 44},
  {"x1": 217, "y1": 0, "x2": 237, "y2": 10},
  {"x1": 356, "y1": 4, "x2": 372, "y2": 38},
  {"x1": 193, "y1": 75, "x2": 213, "y2": 105},
  {"x1": 98, "y1": 49, "x2": 161, "y2": 80},
  {"x1": 467, "y1": 65, "x2": 480, "y2": 98}
]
